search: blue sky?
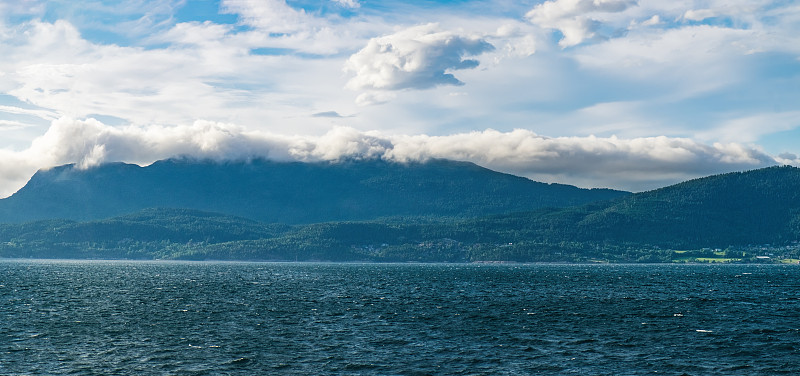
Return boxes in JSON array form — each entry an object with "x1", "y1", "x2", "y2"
[{"x1": 0, "y1": 0, "x2": 799, "y2": 196}]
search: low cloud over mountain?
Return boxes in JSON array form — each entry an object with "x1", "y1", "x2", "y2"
[{"x1": 0, "y1": 117, "x2": 791, "y2": 198}]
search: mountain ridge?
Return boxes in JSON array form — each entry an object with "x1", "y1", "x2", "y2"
[
  {"x1": 2, "y1": 165, "x2": 800, "y2": 262},
  {"x1": 0, "y1": 158, "x2": 628, "y2": 224}
]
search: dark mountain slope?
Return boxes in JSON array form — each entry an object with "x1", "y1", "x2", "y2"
[
  {"x1": 2, "y1": 166, "x2": 800, "y2": 262},
  {"x1": 0, "y1": 158, "x2": 628, "y2": 224},
  {"x1": 493, "y1": 165, "x2": 800, "y2": 248}
]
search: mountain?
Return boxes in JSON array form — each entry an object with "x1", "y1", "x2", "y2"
[
  {"x1": 564, "y1": 165, "x2": 800, "y2": 248},
  {"x1": 0, "y1": 158, "x2": 628, "y2": 224},
  {"x1": 461, "y1": 165, "x2": 800, "y2": 252},
  {"x1": 2, "y1": 166, "x2": 800, "y2": 263}
]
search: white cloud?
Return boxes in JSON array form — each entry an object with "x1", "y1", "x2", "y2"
[
  {"x1": 0, "y1": 105, "x2": 58, "y2": 121},
  {"x1": 491, "y1": 22, "x2": 539, "y2": 58},
  {"x1": 696, "y1": 111, "x2": 800, "y2": 144},
  {"x1": 386, "y1": 129, "x2": 777, "y2": 190},
  {"x1": 0, "y1": 120, "x2": 33, "y2": 130},
  {"x1": 526, "y1": 0, "x2": 637, "y2": 47},
  {"x1": 0, "y1": 149, "x2": 37, "y2": 199},
  {"x1": 354, "y1": 91, "x2": 396, "y2": 107},
  {"x1": 572, "y1": 25, "x2": 758, "y2": 94},
  {"x1": 344, "y1": 23, "x2": 495, "y2": 93},
  {"x1": 0, "y1": 18, "x2": 364, "y2": 135},
  {"x1": 0, "y1": 0, "x2": 46, "y2": 18},
  {"x1": 0, "y1": 118, "x2": 786, "y2": 198},
  {"x1": 218, "y1": 0, "x2": 381, "y2": 55},
  {"x1": 640, "y1": 15, "x2": 661, "y2": 26},
  {"x1": 289, "y1": 126, "x2": 391, "y2": 161},
  {"x1": 332, "y1": 0, "x2": 360, "y2": 9},
  {"x1": 1, "y1": 0, "x2": 799, "y2": 197},
  {"x1": 2, "y1": 0, "x2": 187, "y2": 34},
  {"x1": 221, "y1": 0, "x2": 310, "y2": 33},
  {"x1": 683, "y1": 8, "x2": 717, "y2": 22}
]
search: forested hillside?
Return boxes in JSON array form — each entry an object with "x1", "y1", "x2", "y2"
[
  {"x1": 564, "y1": 165, "x2": 800, "y2": 248},
  {"x1": 2, "y1": 166, "x2": 800, "y2": 263},
  {"x1": 0, "y1": 158, "x2": 627, "y2": 224}
]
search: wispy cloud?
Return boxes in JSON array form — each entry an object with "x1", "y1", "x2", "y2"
[
  {"x1": 526, "y1": 0, "x2": 637, "y2": 47},
  {"x1": 332, "y1": 0, "x2": 360, "y2": 9},
  {"x1": 221, "y1": 0, "x2": 311, "y2": 34},
  {"x1": 0, "y1": 105, "x2": 59, "y2": 121},
  {"x1": 0, "y1": 120, "x2": 34, "y2": 130},
  {"x1": 312, "y1": 111, "x2": 350, "y2": 118}
]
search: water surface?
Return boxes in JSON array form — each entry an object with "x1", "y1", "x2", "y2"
[{"x1": 1, "y1": 261, "x2": 799, "y2": 375}]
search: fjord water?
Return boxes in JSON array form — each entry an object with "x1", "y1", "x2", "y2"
[{"x1": 1, "y1": 261, "x2": 799, "y2": 375}]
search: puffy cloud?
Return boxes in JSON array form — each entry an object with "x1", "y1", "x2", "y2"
[
  {"x1": 0, "y1": 118, "x2": 786, "y2": 198},
  {"x1": 344, "y1": 23, "x2": 495, "y2": 93},
  {"x1": 0, "y1": 149, "x2": 37, "y2": 200},
  {"x1": 526, "y1": 0, "x2": 637, "y2": 47},
  {"x1": 26, "y1": 118, "x2": 299, "y2": 167},
  {"x1": 289, "y1": 126, "x2": 391, "y2": 161}
]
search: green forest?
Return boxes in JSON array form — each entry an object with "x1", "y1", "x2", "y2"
[
  {"x1": 2, "y1": 166, "x2": 800, "y2": 263},
  {"x1": 2, "y1": 163, "x2": 800, "y2": 263}
]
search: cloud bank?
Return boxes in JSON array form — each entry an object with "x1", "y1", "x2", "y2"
[{"x1": 0, "y1": 118, "x2": 790, "y2": 198}]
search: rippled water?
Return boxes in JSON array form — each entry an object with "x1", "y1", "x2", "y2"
[{"x1": 1, "y1": 261, "x2": 799, "y2": 375}]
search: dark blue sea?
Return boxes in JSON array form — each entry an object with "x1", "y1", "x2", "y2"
[{"x1": 1, "y1": 261, "x2": 799, "y2": 375}]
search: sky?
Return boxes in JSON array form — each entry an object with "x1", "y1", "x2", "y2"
[{"x1": 0, "y1": 0, "x2": 798, "y2": 197}]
